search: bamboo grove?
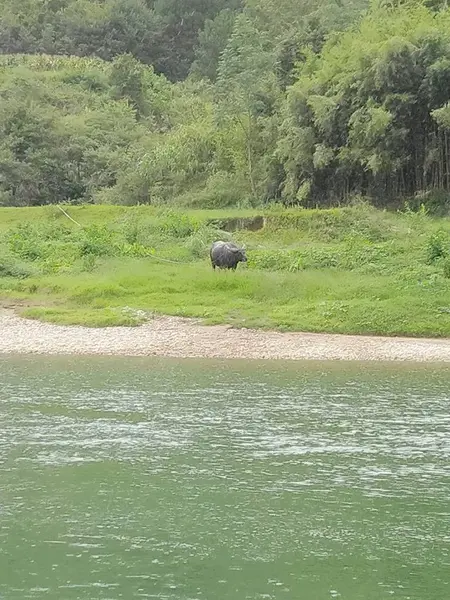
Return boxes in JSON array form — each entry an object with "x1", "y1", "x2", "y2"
[{"x1": 1, "y1": 0, "x2": 450, "y2": 212}]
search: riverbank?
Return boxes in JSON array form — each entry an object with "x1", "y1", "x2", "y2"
[
  {"x1": 1, "y1": 205, "x2": 450, "y2": 337},
  {"x1": 1, "y1": 309, "x2": 449, "y2": 361}
]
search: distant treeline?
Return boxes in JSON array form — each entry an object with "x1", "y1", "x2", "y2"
[{"x1": 1, "y1": 0, "x2": 450, "y2": 213}]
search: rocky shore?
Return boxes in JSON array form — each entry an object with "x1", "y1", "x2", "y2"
[{"x1": 1, "y1": 309, "x2": 450, "y2": 362}]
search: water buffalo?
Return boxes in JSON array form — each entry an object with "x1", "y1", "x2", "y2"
[{"x1": 210, "y1": 241, "x2": 247, "y2": 270}]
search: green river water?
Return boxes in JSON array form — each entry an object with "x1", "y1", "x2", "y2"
[{"x1": 0, "y1": 357, "x2": 449, "y2": 600}]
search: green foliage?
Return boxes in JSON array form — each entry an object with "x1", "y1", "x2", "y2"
[
  {"x1": 80, "y1": 225, "x2": 117, "y2": 257},
  {"x1": 2, "y1": 205, "x2": 449, "y2": 336},
  {"x1": 0, "y1": 253, "x2": 35, "y2": 279},
  {"x1": 278, "y1": 5, "x2": 450, "y2": 208},
  {"x1": 156, "y1": 211, "x2": 200, "y2": 238},
  {"x1": 0, "y1": 55, "x2": 171, "y2": 207},
  {"x1": 426, "y1": 231, "x2": 449, "y2": 263},
  {"x1": 190, "y1": 9, "x2": 238, "y2": 81},
  {"x1": 443, "y1": 257, "x2": 450, "y2": 278},
  {"x1": 4, "y1": 0, "x2": 450, "y2": 213},
  {"x1": 109, "y1": 54, "x2": 150, "y2": 118},
  {"x1": 184, "y1": 224, "x2": 226, "y2": 258},
  {"x1": 0, "y1": 0, "x2": 243, "y2": 81},
  {"x1": 0, "y1": 208, "x2": 224, "y2": 274},
  {"x1": 81, "y1": 254, "x2": 97, "y2": 273},
  {"x1": 264, "y1": 205, "x2": 392, "y2": 242},
  {"x1": 248, "y1": 239, "x2": 396, "y2": 273}
]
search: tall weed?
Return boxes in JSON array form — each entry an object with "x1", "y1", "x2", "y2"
[
  {"x1": 0, "y1": 254, "x2": 36, "y2": 278},
  {"x1": 426, "y1": 231, "x2": 449, "y2": 264}
]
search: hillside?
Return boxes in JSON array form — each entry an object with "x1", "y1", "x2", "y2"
[{"x1": 2, "y1": 1, "x2": 450, "y2": 211}]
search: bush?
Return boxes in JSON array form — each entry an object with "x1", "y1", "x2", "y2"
[
  {"x1": 426, "y1": 232, "x2": 449, "y2": 264},
  {"x1": 79, "y1": 225, "x2": 117, "y2": 256},
  {"x1": 339, "y1": 238, "x2": 391, "y2": 271},
  {"x1": 265, "y1": 206, "x2": 390, "y2": 242},
  {"x1": 184, "y1": 225, "x2": 222, "y2": 259},
  {"x1": 247, "y1": 239, "x2": 399, "y2": 273},
  {"x1": 0, "y1": 254, "x2": 36, "y2": 278},
  {"x1": 248, "y1": 249, "x2": 304, "y2": 271},
  {"x1": 119, "y1": 214, "x2": 141, "y2": 244},
  {"x1": 7, "y1": 224, "x2": 44, "y2": 261},
  {"x1": 409, "y1": 191, "x2": 450, "y2": 217},
  {"x1": 155, "y1": 211, "x2": 200, "y2": 238},
  {"x1": 6, "y1": 223, "x2": 78, "y2": 261},
  {"x1": 119, "y1": 243, "x2": 155, "y2": 257},
  {"x1": 178, "y1": 172, "x2": 251, "y2": 209}
]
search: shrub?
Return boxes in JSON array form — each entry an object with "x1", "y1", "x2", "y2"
[
  {"x1": 120, "y1": 214, "x2": 141, "y2": 244},
  {"x1": 179, "y1": 172, "x2": 251, "y2": 209},
  {"x1": 265, "y1": 206, "x2": 390, "y2": 242},
  {"x1": 7, "y1": 224, "x2": 47, "y2": 261},
  {"x1": 119, "y1": 243, "x2": 155, "y2": 257},
  {"x1": 157, "y1": 211, "x2": 200, "y2": 238},
  {"x1": 0, "y1": 254, "x2": 36, "y2": 278},
  {"x1": 7, "y1": 222, "x2": 76, "y2": 261},
  {"x1": 426, "y1": 232, "x2": 449, "y2": 264},
  {"x1": 184, "y1": 225, "x2": 222, "y2": 259},
  {"x1": 248, "y1": 249, "x2": 303, "y2": 271},
  {"x1": 79, "y1": 225, "x2": 117, "y2": 256}
]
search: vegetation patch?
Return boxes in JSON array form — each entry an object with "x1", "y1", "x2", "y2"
[
  {"x1": 0, "y1": 204, "x2": 449, "y2": 337},
  {"x1": 1, "y1": 3, "x2": 450, "y2": 213}
]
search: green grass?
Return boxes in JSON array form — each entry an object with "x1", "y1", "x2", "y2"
[
  {"x1": 0, "y1": 205, "x2": 263, "y2": 230},
  {"x1": 1, "y1": 203, "x2": 450, "y2": 336}
]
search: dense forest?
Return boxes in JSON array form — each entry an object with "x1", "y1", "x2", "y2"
[{"x1": 1, "y1": 0, "x2": 450, "y2": 212}]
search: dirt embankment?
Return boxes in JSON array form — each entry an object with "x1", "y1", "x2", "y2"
[{"x1": 1, "y1": 309, "x2": 450, "y2": 362}]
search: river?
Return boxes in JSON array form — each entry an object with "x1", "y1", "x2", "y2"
[{"x1": 0, "y1": 357, "x2": 449, "y2": 599}]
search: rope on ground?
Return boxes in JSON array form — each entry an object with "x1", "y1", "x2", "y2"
[
  {"x1": 146, "y1": 254, "x2": 190, "y2": 265},
  {"x1": 57, "y1": 205, "x2": 83, "y2": 227},
  {"x1": 57, "y1": 204, "x2": 193, "y2": 265}
]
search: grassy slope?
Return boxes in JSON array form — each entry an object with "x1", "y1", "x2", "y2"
[
  {"x1": 0, "y1": 205, "x2": 261, "y2": 229},
  {"x1": 0, "y1": 204, "x2": 450, "y2": 336}
]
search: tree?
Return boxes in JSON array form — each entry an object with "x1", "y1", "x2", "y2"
[
  {"x1": 216, "y1": 14, "x2": 279, "y2": 200},
  {"x1": 110, "y1": 54, "x2": 149, "y2": 118},
  {"x1": 0, "y1": 56, "x2": 148, "y2": 206},
  {"x1": 0, "y1": 0, "x2": 241, "y2": 81},
  {"x1": 190, "y1": 9, "x2": 238, "y2": 81},
  {"x1": 277, "y1": 4, "x2": 450, "y2": 206}
]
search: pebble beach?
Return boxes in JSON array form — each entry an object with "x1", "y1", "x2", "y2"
[{"x1": 1, "y1": 309, "x2": 450, "y2": 362}]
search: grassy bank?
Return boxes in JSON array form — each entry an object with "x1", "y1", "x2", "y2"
[{"x1": 1, "y1": 204, "x2": 450, "y2": 336}]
